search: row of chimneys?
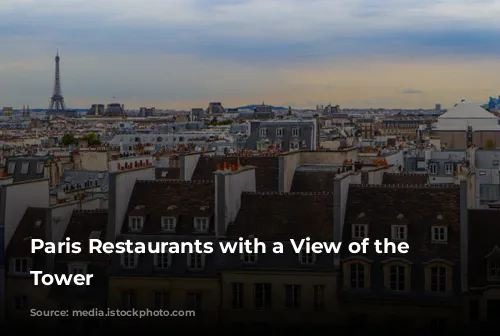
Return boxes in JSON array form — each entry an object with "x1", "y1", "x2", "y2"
[
  {"x1": 216, "y1": 162, "x2": 244, "y2": 171},
  {"x1": 118, "y1": 160, "x2": 152, "y2": 170}
]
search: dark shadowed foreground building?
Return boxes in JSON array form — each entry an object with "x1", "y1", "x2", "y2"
[{"x1": 2, "y1": 163, "x2": 499, "y2": 332}]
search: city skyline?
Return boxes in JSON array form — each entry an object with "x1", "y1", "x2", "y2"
[{"x1": 1, "y1": 0, "x2": 500, "y2": 110}]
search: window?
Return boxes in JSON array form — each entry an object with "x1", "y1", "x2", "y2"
[
  {"x1": 444, "y1": 163, "x2": 454, "y2": 175},
  {"x1": 479, "y1": 184, "x2": 500, "y2": 205},
  {"x1": 231, "y1": 283, "x2": 244, "y2": 309},
  {"x1": 21, "y1": 162, "x2": 29, "y2": 174},
  {"x1": 187, "y1": 293, "x2": 203, "y2": 312},
  {"x1": 259, "y1": 128, "x2": 267, "y2": 137},
  {"x1": 194, "y1": 217, "x2": 209, "y2": 232},
  {"x1": 154, "y1": 292, "x2": 170, "y2": 310},
  {"x1": 292, "y1": 128, "x2": 299, "y2": 137},
  {"x1": 430, "y1": 266, "x2": 447, "y2": 292},
  {"x1": 14, "y1": 296, "x2": 28, "y2": 310},
  {"x1": 121, "y1": 291, "x2": 135, "y2": 310},
  {"x1": 350, "y1": 263, "x2": 365, "y2": 289},
  {"x1": 121, "y1": 253, "x2": 137, "y2": 268},
  {"x1": 161, "y1": 217, "x2": 176, "y2": 232},
  {"x1": 276, "y1": 128, "x2": 283, "y2": 137},
  {"x1": 489, "y1": 260, "x2": 500, "y2": 280},
  {"x1": 7, "y1": 162, "x2": 15, "y2": 174},
  {"x1": 313, "y1": 285, "x2": 325, "y2": 311},
  {"x1": 128, "y1": 217, "x2": 143, "y2": 232},
  {"x1": 254, "y1": 283, "x2": 271, "y2": 309},
  {"x1": 188, "y1": 253, "x2": 205, "y2": 270},
  {"x1": 300, "y1": 250, "x2": 315, "y2": 264},
  {"x1": 284, "y1": 284, "x2": 301, "y2": 309},
  {"x1": 36, "y1": 162, "x2": 44, "y2": 174},
  {"x1": 13, "y1": 258, "x2": 29, "y2": 273},
  {"x1": 391, "y1": 225, "x2": 407, "y2": 241},
  {"x1": 431, "y1": 226, "x2": 448, "y2": 243},
  {"x1": 155, "y1": 253, "x2": 171, "y2": 268},
  {"x1": 290, "y1": 141, "x2": 300, "y2": 150},
  {"x1": 242, "y1": 251, "x2": 257, "y2": 264},
  {"x1": 352, "y1": 224, "x2": 368, "y2": 239},
  {"x1": 428, "y1": 163, "x2": 438, "y2": 175},
  {"x1": 389, "y1": 265, "x2": 406, "y2": 291},
  {"x1": 68, "y1": 264, "x2": 87, "y2": 275}
]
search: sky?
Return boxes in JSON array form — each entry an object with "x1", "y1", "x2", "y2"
[{"x1": 1, "y1": 0, "x2": 500, "y2": 110}]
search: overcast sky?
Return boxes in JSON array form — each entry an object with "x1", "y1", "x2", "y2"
[{"x1": 1, "y1": 0, "x2": 500, "y2": 110}]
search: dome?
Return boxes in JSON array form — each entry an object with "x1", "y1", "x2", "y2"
[
  {"x1": 439, "y1": 100, "x2": 497, "y2": 120},
  {"x1": 436, "y1": 99, "x2": 499, "y2": 130}
]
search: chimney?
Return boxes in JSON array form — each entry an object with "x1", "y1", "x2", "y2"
[
  {"x1": 459, "y1": 176, "x2": 468, "y2": 292},
  {"x1": 333, "y1": 172, "x2": 352, "y2": 270},
  {"x1": 214, "y1": 166, "x2": 256, "y2": 238},
  {"x1": 333, "y1": 176, "x2": 342, "y2": 269},
  {"x1": 44, "y1": 208, "x2": 54, "y2": 273}
]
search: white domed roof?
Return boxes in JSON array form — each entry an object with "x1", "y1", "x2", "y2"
[{"x1": 439, "y1": 100, "x2": 497, "y2": 120}]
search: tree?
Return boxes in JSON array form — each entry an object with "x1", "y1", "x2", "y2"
[
  {"x1": 61, "y1": 133, "x2": 77, "y2": 146},
  {"x1": 82, "y1": 132, "x2": 101, "y2": 146},
  {"x1": 485, "y1": 139, "x2": 496, "y2": 149}
]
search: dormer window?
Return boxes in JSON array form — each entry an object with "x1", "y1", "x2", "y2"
[
  {"x1": 121, "y1": 253, "x2": 138, "y2": 269},
  {"x1": 7, "y1": 162, "x2": 15, "y2": 174},
  {"x1": 21, "y1": 162, "x2": 29, "y2": 174},
  {"x1": 276, "y1": 128, "x2": 283, "y2": 137},
  {"x1": 300, "y1": 250, "x2": 316, "y2": 265},
  {"x1": 259, "y1": 128, "x2": 268, "y2": 137},
  {"x1": 13, "y1": 258, "x2": 30, "y2": 273},
  {"x1": 69, "y1": 263, "x2": 87, "y2": 275},
  {"x1": 129, "y1": 216, "x2": 144, "y2": 232},
  {"x1": 444, "y1": 163, "x2": 454, "y2": 175},
  {"x1": 352, "y1": 224, "x2": 368, "y2": 239},
  {"x1": 391, "y1": 225, "x2": 407, "y2": 241},
  {"x1": 89, "y1": 230, "x2": 102, "y2": 240},
  {"x1": 194, "y1": 217, "x2": 209, "y2": 232},
  {"x1": 292, "y1": 127, "x2": 300, "y2": 137},
  {"x1": 428, "y1": 163, "x2": 438, "y2": 175},
  {"x1": 242, "y1": 252, "x2": 257, "y2": 264},
  {"x1": 489, "y1": 261, "x2": 500, "y2": 280},
  {"x1": 155, "y1": 253, "x2": 172, "y2": 268},
  {"x1": 36, "y1": 162, "x2": 44, "y2": 174},
  {"x1": 431, "y1": 226, "x2": 448, "y2": 243},
  {"x1": 161, "y1": 217, "x2": 176, "y2": 232},
  {"x1": 290, "y1": 141, "x2": 300, "y2": 150},
  {"x1": 188, "y1": 252, "x2": 206, "y2": 270}
]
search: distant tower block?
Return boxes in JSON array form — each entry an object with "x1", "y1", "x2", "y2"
[
  {"x1": 48, "y1": 51, "x2": 66, "y2": 112},
  {"x1": 2, "y1": 107, "x2": 13, "y2": 116}
]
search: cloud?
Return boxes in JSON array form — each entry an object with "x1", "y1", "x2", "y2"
[
  {"x1": 2, "y1": 0, "x2": 500, "y2": 63},
  {"x1": 401, "y1": 89, "x2": 424, "y2": 94},
  {"x1": 2, "y1": 0, "x2": 500, "y2": 108}
]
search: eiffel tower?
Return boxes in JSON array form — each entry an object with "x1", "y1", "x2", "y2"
[{"x1": 48, "y1": 50, "x2": 66, "y2": 113}]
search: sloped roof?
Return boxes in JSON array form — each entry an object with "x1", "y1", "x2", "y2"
[
  {"x1": 228, "y1": 192, "x2": 334, "y2": 240},
  {"x1": 382, "y1": 172, "x2": 429, "y2": 185},
  {"x1": 123, "y1": 180, "x2": 214, "y2": 235},
  {"x1": 438, "y1": 100, "x2": 498, "y2": 120},
  {"x1": 50, "y1": 170, "x2": 109, "y2": 195},
  {"x1": 342, "y1": 185, "x2": 461, "y2": 262},
  {"x1": 192, "y1": 155, "x2": 279, "y2": 192},
  {"x1": 468, "y1": 209, "x2": 500, "y2": 287},
  {"x1": 6, "y1": 207, "x2": 47, "y2": 258}
]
